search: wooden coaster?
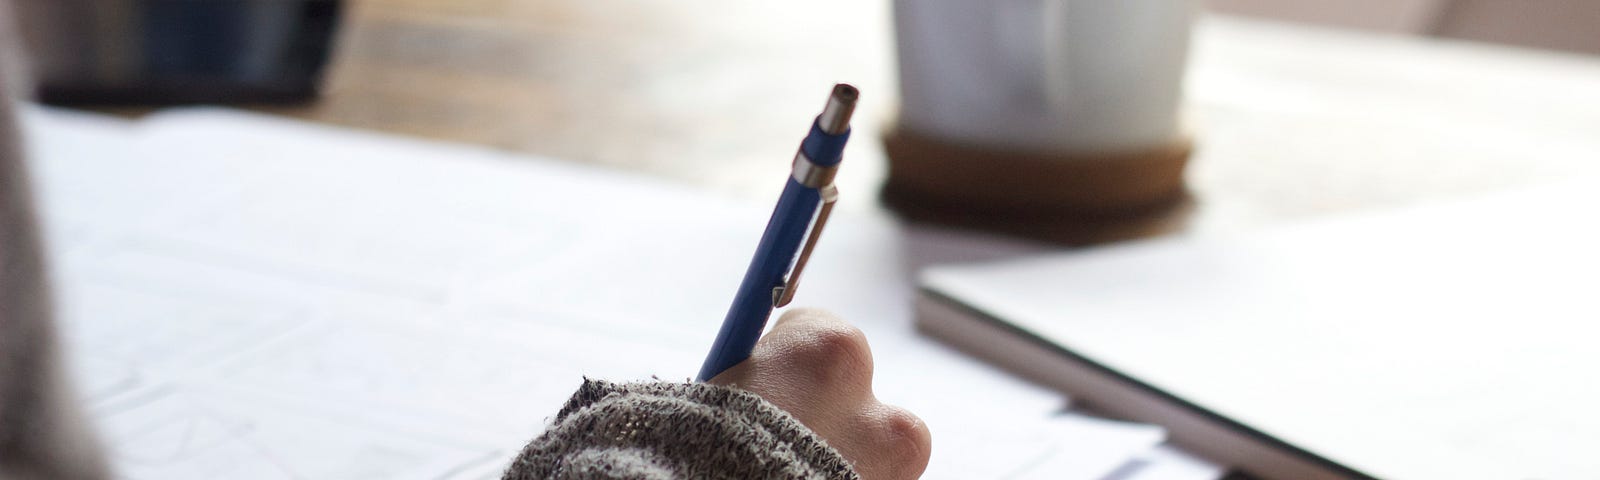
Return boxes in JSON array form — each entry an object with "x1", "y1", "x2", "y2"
[{"x1": 881, "y1": 128, "x2": 1194, "y2": 246}]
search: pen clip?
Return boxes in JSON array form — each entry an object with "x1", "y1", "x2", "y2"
[{"x1": 772, "y1": 184, "x2": 838, "y2": 307}]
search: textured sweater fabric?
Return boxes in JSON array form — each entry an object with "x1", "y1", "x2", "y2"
[{"x1": 503, "y1": 379, "x2": 859, "y2": 480}]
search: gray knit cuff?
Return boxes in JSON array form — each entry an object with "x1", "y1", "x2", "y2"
[{"x1": 502, "y1": 379, "x2": 858, "y2": 480}]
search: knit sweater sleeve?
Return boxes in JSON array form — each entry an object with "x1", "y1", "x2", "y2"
[{"x1": 501, "y1": 379, "x2": 859, "y2": 480}]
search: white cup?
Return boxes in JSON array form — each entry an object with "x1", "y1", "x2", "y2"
[{"x1": 893, "y1": 0, "x2": 1196, "y2": 153}]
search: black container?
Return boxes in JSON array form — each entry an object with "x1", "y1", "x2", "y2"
[{"x1": 15, "y1": 0, "x2": 343, "y2": 105}]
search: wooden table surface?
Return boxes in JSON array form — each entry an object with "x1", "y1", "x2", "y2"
[{"x1": 257, "y1": 0, "x2": 1600, "y2": 237}]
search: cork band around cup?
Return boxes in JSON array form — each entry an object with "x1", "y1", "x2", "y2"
[{"x1": 881, "y1": 127, "x2": 1194, "y2": 245}]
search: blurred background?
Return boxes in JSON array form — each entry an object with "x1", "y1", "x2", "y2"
[
  {"x1": 1212, "y1": 0, "x2": 1600, "y2": 54},
  {"x1": 13, "y1": 0, "x2": 1600, "y2": 244}
]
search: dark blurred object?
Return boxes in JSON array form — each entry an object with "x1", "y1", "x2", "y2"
[
  {"x1": 1206, "y1": 0, "x2": 1600, "y2": 56},
  {"x1": 13, "y1": 0, "x2": 342, "y2": 105}
]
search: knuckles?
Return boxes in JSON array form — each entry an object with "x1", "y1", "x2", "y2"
[
  {"x1": 749, "y1": 310, "x2": 933, "y2": 479},
  {"x1": 874, "y1": 405, "x2": 933, "y2": 478},
  {"x1": 788, "y1": 323, "x2": 874, "y2": 378},
  {"x1": 759, "y1": 317, "x2": 875, "y2": 394}
]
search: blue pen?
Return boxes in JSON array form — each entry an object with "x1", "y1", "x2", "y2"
[{"x1": 697, "y1": 84, "x2": 858, "y2": 381}]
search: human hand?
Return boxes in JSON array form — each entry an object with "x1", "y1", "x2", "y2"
[{"x1": 708, "y1": 308, "x2": 932, "y2": 480}]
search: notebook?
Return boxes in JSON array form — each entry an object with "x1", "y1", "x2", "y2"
[{"x1": 917, "y1": 179, "x2": 1600, "y2": 479}]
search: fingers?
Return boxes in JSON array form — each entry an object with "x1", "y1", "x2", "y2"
[
  {"x1": 762, "y1": 308, "x2": 875, "y2": 394},
  {"x1": 707, "y1": 308, "x2": 932, "y2": 480},
  {"x1": 712, "y1": 309, "x2": 875, "y2": 427},
  {"x1": 867, "y1": 403, "x2": 933, "y2": 480}
]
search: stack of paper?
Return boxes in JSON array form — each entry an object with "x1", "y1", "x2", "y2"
[{"x1": 22, "y1": 106, "x2": 1221, "y2": 480}]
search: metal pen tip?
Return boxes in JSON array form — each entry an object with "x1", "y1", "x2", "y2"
[{"x1": 818, "y1": 84, "x2": 858, "y2": 135}]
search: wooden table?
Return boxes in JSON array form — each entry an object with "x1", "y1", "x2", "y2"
[{"x1": 258, "y1": 0, "x2": 1600, "y2": 236}]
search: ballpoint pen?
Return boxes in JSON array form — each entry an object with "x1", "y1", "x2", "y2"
[{"x1": 697, "y1": 84, "x2": 858, "y2": 382}]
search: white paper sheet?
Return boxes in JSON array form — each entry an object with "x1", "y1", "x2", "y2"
[
  {"x1": 969, "y1": 413, "x2": 1166, "y2": 480},
  {"x1": 1106, "y1": 445, "x2": 1229, "y2": 480},
  {"x1": 22, "y1": 106, "x2": 1206, "y2": 479}
]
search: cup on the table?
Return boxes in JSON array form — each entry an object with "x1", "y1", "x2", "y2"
[{"x1": 883, "y1": 0, "x2": 1198, "y2": 245}]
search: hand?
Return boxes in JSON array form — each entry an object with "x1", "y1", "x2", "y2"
[{"x1": 708, "y1": 308, "x2": 933, "y2": 480}]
